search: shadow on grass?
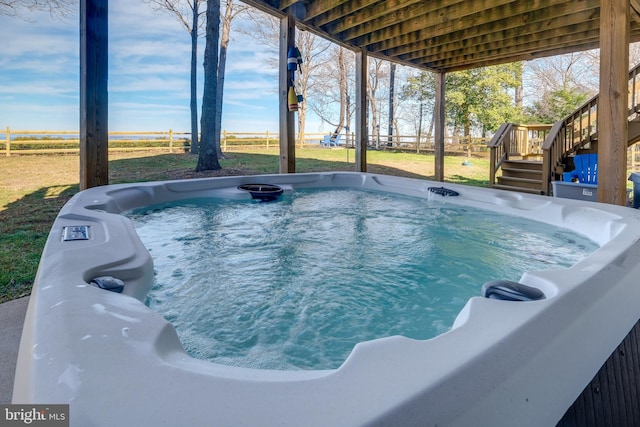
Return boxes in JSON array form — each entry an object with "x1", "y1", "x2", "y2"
[
  {"x1": 0, "y1": 150, "x2": 472, "y2": 302},
  {"x1": 447, "y1": 174, "x2": 491, "y2": 187},
  {"x1": 108, "y1": 151, "x2": 433, "y2": 182},
  {"x1": 0, "y1": 185, "x2": 78, "y2": 303}
]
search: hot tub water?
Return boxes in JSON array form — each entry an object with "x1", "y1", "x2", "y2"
[{"x1": 127, "y1": 188, "x2": 597, "y2": 370}]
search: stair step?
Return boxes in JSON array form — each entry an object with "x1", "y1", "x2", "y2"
[
  {"x1": 501, "y1": 160, "x2": 543, "y2": 171},
  {"x1": 497, "y1": 176, "x2": 543, "y2": 190},
  {"x1": 491, "y1": 184, "x2": 544, "y2": 195},
  {"x1": 501, "y1": 167, "x2": 542, "y2": 180}
]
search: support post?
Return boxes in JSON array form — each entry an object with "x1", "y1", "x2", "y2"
[
  {"x1": 279, "y1": 13, "x2": 296, "y2": 173},
  {"x1": 355, "y1": 48, "x2": 368, "y2": 172},
  {"x1": 434, "y1": 72, "x2": 445, "y2": 181},
  {"x1": 5, "y1": 126, "x2": 10, "y2": 157},
  {"x1": 598, "y1": 0, "x2": 629, "y2": 205},
  {"x1": 223, "y1": 129, "x2": 227, "y2": 151},
  {"x1": 80, "y1": 0, "x2": 108, "y2": 190}
]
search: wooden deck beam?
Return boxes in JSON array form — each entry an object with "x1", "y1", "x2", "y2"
[
  {"x1": 79, "y1": 0, "x2": 108, "y2": 190},
  {"x1": 355, "y1": 48, "x2": 368, "y2": 172},
  {"x1": 598, "y1": 0, "x2": 629, "y2": 205},
  {"x1": 279, "y1": 13, "x2": 296, "y2": 174},
  {"x1": 434, "y1": 72, "x2": 445, "y2": 182}
]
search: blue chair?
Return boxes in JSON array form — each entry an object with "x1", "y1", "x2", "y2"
[
  {"x1": 321, "y1": 134, "x2": 341, "y2": 147},
  {"x1": 562, "y1": 154, "x2": 598, "y2": 184}
]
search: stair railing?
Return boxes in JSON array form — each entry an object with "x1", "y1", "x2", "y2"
[
  {"x1": 540, "y1": 62, "x2": 640, "y2": 194},
  {"x1": 488, "y1": 123, "x2": 510, "y2": 186},
  {"x1": 488, "y1": 123, "x2": 552, "y2": 190},
  {"x1": 540, "y1": 95, "x2": 599, "y2": 194}
]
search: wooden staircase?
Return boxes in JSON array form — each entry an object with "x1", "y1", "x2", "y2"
[
  {"x1": 488, "y1": 62, "x2": 640, "y2": 195},
  {"x1": 493, "y1": 160, "x2": 544, "y2": 195}
]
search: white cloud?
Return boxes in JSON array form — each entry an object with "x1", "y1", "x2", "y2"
[
  {"x1": 0, "y1": 0, "x2": 321, "y2": 132},
  {"x1": 0, "y1": 79, "x2": 77, "y2": 96},
  {"x1": 109, "y1": 76, "x2": 190, "y2": 94}
]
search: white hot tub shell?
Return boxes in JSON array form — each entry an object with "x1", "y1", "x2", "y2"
[{"x1": 12, "y1": 172, "x2": 640, "y2": 426}]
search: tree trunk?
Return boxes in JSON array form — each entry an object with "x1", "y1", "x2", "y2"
[
  {"x1": 336, "y1": 47, "x2": 347, "y2": 136},
  {"x1": 197, "y1": 0, "x2": 221, "y2": 171},
  {"x1": 189, "y1": 2, "x2": 200, "y2": 154},
  {"x1": 213, "y1": 0, "x2": 233, "y2": 159},
  {"x1": 296, "y1": 32, "x2": 312, "y2": 142},
  {"x1": 515, "y1": 61, "x2": 524, "y2": 109},
  {"x1": 417, "y1": 102, "x2": 423, "y2": 148},
  {"x1": 367, "y1": 59, "x2": 383, "y2": 147}
]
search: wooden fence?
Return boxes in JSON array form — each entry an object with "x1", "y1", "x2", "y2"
[
  {"x1": 0, "y1": 126, "x2": 501, "y2": 157},
  {"x1": 0, "y1": 128, "x2": 192, "y2": 156}
]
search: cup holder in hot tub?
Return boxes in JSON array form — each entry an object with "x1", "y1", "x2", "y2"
[{"x1": 238, "y1": 184, "x2": 284, "y2": 202}]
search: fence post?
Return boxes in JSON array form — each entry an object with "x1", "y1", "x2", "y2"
[
  {"x1": 223, "y1": 130, "x2": 227, "y2": 151},
  {"x1": 169, "y1": 129, "x2": 173, "y2": 153},
  {"x1": 5, "y1": 126, "x2": 9, "y2": 157},
  {"x1": 266, "y1": 130, "x2": 270, "y2": 149}
]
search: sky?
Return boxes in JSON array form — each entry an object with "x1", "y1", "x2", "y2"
[{"x1": 0, "y1": 0, "x2": 317, "y2": 134}]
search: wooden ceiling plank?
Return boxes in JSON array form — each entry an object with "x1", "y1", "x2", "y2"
[
  {"x1": 438, "y1": 41, "x2": 601, "y2": 72},
  {"x1": 305, "y1": 0, "x2": 352, "y2": 21},
  {"x1": 389, "y1": 38, "x2": 599, "y2": 74},
  {"x1": 395, "y1": 21, "x2": 640, "y2": 71},
  {"x1": 630, "y1": 0, "x2": 640, "y2": 24},
  {"x1": 310, "y1": 0, "x2": 413, "y2": 28},
  {"x1": 319, "y1": 0, "x2": 444, "y2": 35},
  {"x1": 335, "y1": 0, "x2": 533, "y2": 43},
  {"x1": 423, "y1": 26, "x2": 602, "y2": 63},
  {"x1": 304, "y1": 0, "x2": 372, "y2": 22},
  {"x1": 370, "y1": 4, "x2": 599, "y2": 58},
  {"x1": 426, "y1": 32, "x2": 602, "y2": 71},
  {"x1": 240, "y1": 0, "x2": 634, "y2": 74},
  {"x1": 278, "y1": 0, "x2": 302, "y2": 10},
  {"x1": 353, "y1": 0, "x2": 599, "y2": 48},
  {"x1": 395, "y1": 13, "x2": 600, "y2": 62}
]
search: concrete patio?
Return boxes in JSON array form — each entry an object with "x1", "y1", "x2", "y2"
[{"x1": 0, "y1": 296, "x2": 28, "y2": 403}]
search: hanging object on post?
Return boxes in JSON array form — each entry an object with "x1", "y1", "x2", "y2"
[
  {"x1": 287, "y1": 46, "x2": 298, "y2": 71},
  {"x1": 288, "y1": 86, "x2": 299, "y2": 111},
  {"x1": 287, "y1": 46, "x2": 303, "y2": 72}
]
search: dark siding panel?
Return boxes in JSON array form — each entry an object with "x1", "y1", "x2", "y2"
[{"x1": 558, "y1": 319, "x2": 640, "y2": 426}]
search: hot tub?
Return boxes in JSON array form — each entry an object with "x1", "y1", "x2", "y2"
[{"x1": 13, "y1": 172, "x2": 640, "y2": 426}]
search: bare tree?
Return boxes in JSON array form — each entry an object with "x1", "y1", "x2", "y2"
[
  {"x1": 213, "y1": 0, "x2": 247, "y2": 158},
  {"x1": 368, "y1": 58, "x2": 389, "y2": 146},
  {"x1": 240, "y1": 10, "x2": 330, "y2": 140},
  {"x1": 293, "y1": 30, "x2": 331, "y2": 141},
  {"x1": 388, "y1": 62, "x2": 396, "y2": 144},
  {"x1": 0, "y1": 0, "x2": 74, "y2": 17},
  {"x1": 308, "y1": 46, "x2": 353, "y2": 139},
  {"x1": 144, "y1": 0, "x2": 205, "y2": 154},
  {"x1": 527, "y1": 52, "x2": 597, "y2": 96},
  {"x1": 196, "y1": 0, "x2": 221, "y2": 171},
  {"x1": 524, "y1": 53, "x2": 597, "y2": 122}
]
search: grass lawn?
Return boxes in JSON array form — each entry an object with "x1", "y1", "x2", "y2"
[{"x1": 0, "y1": 148, "x2": 490, "y2": 303}]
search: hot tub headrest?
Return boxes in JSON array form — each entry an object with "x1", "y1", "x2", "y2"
[
  {"x1": 90, "y1": 276, "x2": 125, "y2": 293},
  {"x1": 482, "y1": 280, "x2": 545, "y2": 302}
]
